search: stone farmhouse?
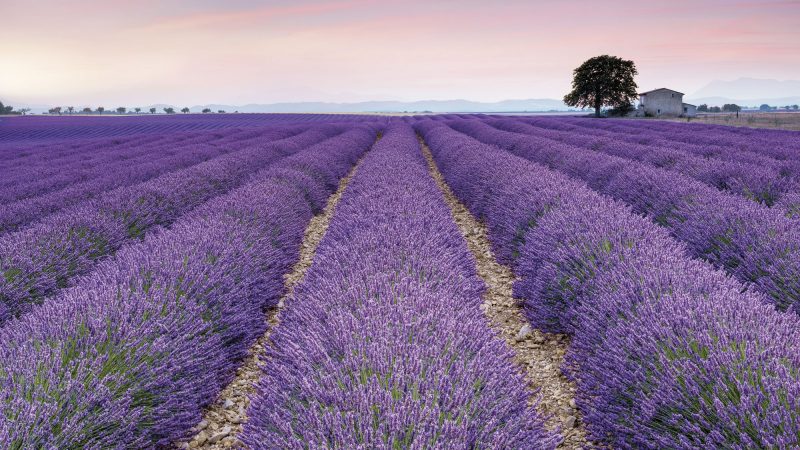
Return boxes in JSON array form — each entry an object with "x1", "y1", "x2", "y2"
[{"x1": 634, "y1": 88, "x2": 696, "y2": 117}]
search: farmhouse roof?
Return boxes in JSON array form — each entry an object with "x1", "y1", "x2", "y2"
[
  {"x1": 639, "y1": 88, "x2": 684, "y2": 96},
  {"x1": 682, "y1": 102, "x2": 696, "y2": 107}
]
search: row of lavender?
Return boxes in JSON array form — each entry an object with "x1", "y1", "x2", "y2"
[
  {"x1": 0, "y1": 126, "x2": 309, "y2": 226},
  {"x1": 417, "y1": 120, "x2": 800, "y2": 448},
  {"x1": 534, "y1": 116, "x2": 800, "y2": 163},
  {"x1": 0, "y1": 125, "x2": 346, "y2": 324},
  {"x1": 242, "y1": 124, "x2": 558, "y2": 448},
  {"x1": 0, "y1": 113, "x2": 386, "y2": 143},
  {"x1": 493, "y1": 117, "x2": 796, "y2": 206},
  {"x1": 0, "y1": 126, "x2": 301, "y2": 205},
  {"x1": 447, "y1": 118, "x2": 800, "y2": 313},
  {"x1": 0, "y1": 125, "x2": 377, "y2": 447},
  {"x1": 569, "y1": 116, "x2": 800, "y2": 155},
  {"x1": 515, "y1": 116, "x2": 800, "y2": 214}
]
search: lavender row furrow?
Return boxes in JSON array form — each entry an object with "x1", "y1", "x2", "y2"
[
  {"x1": 561, "y1": 117, "x2": 800, "y2": 160},
  {"x1": 0, "y1": 125, "x2": 348, "y2": 324},
  {"x1": 1, "y1": 139, "x2": 221, "y2": 208},
  {"x1": 0, "y1": 132, "x2": 171, "y2": 170},
  {"x1": 0, "y1": 126, "x2": 306, "y2": 209},
  {"x1": 0, "y1": 126, "x2": 311, "y2": 231},
  {"x1": 242, "y1": 123, "x2": 558, "y2": 449},
  {"x1": 491, "y1": 117, "x2": 793, "y2": 205},
  {"x1": 0, "y1": 113, "x2": 386, "y2": 143},
  {"x1": 0, "y1": 125, "x2": 376, "y2": 447},
  {"x1": 416, "y1": 120, "x2": 800, "y2": 449},
  {"x1": 0, "y1": 124, "x2": 301, "y2": 188},
  {"x1": 0, "y1": 129, "x2": 242, "y2": 203},
  {"x1": 522, "y1": 116, "x2": 800, "y2": 175},
  {"x1": 449, "y1": 118, "x2": 800, "y2": 312}
]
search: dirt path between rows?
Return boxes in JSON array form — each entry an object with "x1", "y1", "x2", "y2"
[
  {"x1": 177, "y1": 152, "x2": 369, "y2": 449},
  {"x1": 420, "y1": 137, "x2": 592, "y2": 449}
]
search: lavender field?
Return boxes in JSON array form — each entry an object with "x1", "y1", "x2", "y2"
[{"x1": 1, "y1": 114, "x2": 799, "y2": 449}]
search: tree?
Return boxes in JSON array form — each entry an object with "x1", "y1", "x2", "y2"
[
  {"x1": 697, "y1": 104, "x2": 709, "y2": 112},
  {"x1": 149, "y1": 107, "x2": 157, "y2": 114},
  {"x1": 67, "y1": 106, "x2": 75, "y2": 115},
  {"x1": 760, "y1": 104, "x2": 772, "y2": 111},
  {"x1": 97, "y1": 107, "x2": 105, "y2": 115},
  {"x1": 722, "y1": 104, "x2": 741, "y2": 113},
  {"x1": 134, "y1": 107, "x2": 141, "y2": 114},
  {"x1": 793, "y1": 105, "x2": 799, "y2": 110},
  {"x1": 181, "y1": 107, "x2": 190, "y2": 114},
  {"x1": 217, "y1": 110, "x2": 226, "y2": 113},
  {"x1": 49, "y1": 106, "x2": 63, "y2": 115},
  {"x1": 710, "y1": 106, "x2": 722, "y2": 113},
  {"x1": 18, "y1": 108, "x2": 31, "y2": 115},
  {"x1": 116, "y1": 107, "x2": 126, "y2": 114},
  {"x1": 0, "y1": 101, "x2": 14, "y2": 114},
  {"x1": 82, "y1": 107, "x2": 92, "y2": 114},
  {"x1": 163, "y1": 107, "x2": 175, "y2": 114},
  {"x1": 202, "y1": 108, "x2": 211, "y2": 113},
  {"x1": 563, "y1": 55, "x2": 638, "y2": 117}
]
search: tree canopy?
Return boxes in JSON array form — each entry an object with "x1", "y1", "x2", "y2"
[
  {"x1": 0, "y1": 101, "x2": 15, "y2": 115},
  {"x1": 564, "y1": 55, "x2": 638, "y2": 117}
]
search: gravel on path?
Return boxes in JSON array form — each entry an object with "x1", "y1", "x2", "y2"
[
  {"x1": 420, "y1": 136, "x2": 593, "y2": 449},
  {"x1": 177, "y1": 151, "x2": 370, "y2": 449}
]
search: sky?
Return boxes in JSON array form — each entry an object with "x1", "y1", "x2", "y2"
[{"x1": 2, "y1": 0, "x2": 799, "y2": 107}]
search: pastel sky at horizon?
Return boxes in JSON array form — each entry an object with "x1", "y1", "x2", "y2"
[{"x1": 2, "y1": 0, "x2": 799, "y2": 106}]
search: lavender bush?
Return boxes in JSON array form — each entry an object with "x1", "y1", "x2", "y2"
[
  {"x1": 0, "y1": 125, "x2": 349, "y2": 324},
  {"x1": 449, "y1": 118, "x2": 800, "y2": 312},
  {"x1": 490, "y1": 117, "x2": 791, "y2": 205},
  {"x1": 243, "y1": 123, "x2": 558, "y2": 449},
  {"x1": 0, "y1": 124, "x2": 375, "y2": 447},
  {"x1": 416, "y1": 119, "x2": 800, "y2": 449}
]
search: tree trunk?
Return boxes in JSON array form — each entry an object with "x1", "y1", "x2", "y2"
[{"x1": 594, "y1": 103, "x2": 601, "y2": 117}]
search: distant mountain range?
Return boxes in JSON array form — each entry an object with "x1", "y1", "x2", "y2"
[
  {"x1": 183, "y1": 99, "x2": 575, "y2": 114},
  {"x1": 3, "y1": 99, "x2": 577, "y2": 115},
  {"x1": 686, "y1": 78, "x2": 800, "y2": 107}
]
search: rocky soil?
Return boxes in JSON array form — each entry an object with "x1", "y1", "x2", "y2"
[
  {"x1": 421, "y1": 138, "x2": 592, "y2": 449},
  {"x1": 177, "y1": 157, "x2": 366, "y2": 449}
]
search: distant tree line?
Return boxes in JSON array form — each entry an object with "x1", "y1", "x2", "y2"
[
  {"x1": 36, "y1": 106, "x2": 231, "y2": 115},
  {"x1": 698, "y1": 103, "x2": 799, "y2": 113},
  {"x1": 0, "y1": 100, "x2": 29, "y2": 115},
  {"x1": 697, "y1": 104, "x2": 741, "y2": 113},
  {"x1": 4, "y1": 100, "x2": 237, "y2": 116}
]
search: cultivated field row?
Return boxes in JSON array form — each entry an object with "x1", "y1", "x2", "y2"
[{"x1": 1, "y1": 115, "x2": 798, "y2": 449}]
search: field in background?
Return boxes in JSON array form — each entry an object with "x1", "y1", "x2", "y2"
[{"x1": 665, "y1": 111, "x2": 800, "y2": 130}]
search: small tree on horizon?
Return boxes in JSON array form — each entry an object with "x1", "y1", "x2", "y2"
[
  {"x1": 722, "y1": 104, "x2": 741, "y2": 113},
  {"x1": 163, "y1": 107, "x2": 175, "y2": 114},
  {"x1": 97, "y1": 106, "x2": 105, "y2": 115},
  {"x1": 0, "y1": 101, "x2": 15, "y2": 114},
  {"x1": 116, "y1": 107, "x2": 126, "y2": 114},
  {"x1": 181, "y1": 107, "x2": 190, "y2": 114},
  {"x1": 150, "y1": 107, "x2": 157, "y2": 114},
  {"x1": 697, "y1": 104, "x2": 709, "y2": 112},
  {"x1": 760, "y1": 104, "x2": 772, "y2": 112},
  {"x1": 202, "y1": 108, "x2": 211, "y2": 113},
  {"x1": 134, "y1": 107, "x2": 141, "y2": 114},
  {"x1": 82, "y1": 107, "x2": 92, "y2": 114},
  {"x1": 564, "y1": 55, "x2": 638, "y2": 117},
  {"x1": 67, "y1": 106, "x2": 75, "y2": 115}
]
